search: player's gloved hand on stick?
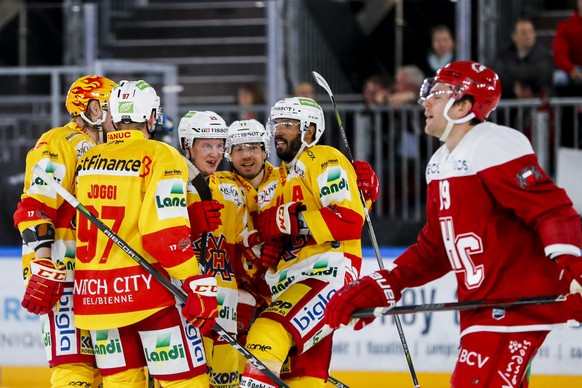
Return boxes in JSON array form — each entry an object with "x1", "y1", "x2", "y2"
[
  {"x1": 325, "y1": 269, "x2": 401, "y2": 330},
  {"x1": 256, "y1": 202, "x2": 306, "y2": 241},
  {"x1": 237, "y1": 290, "x2": 256, "y2": 337},
  {"x1": 565, "y1": 293, "x2": 582, "y2": 322},
  {"x1": 555, "y1": 254, "x2": 582, "y2": 294},
  {"x1": 21, "y1": 258, "x2": 67, "y2": 315},
  {"x1": 181, "y1": 274, "x2": 218, "y2": 335},
  {"x1": 188, "y1": 199, "x2": 225, "y2": 236},
  {"x1": 353, "y1": 160, "x2": 380, "y2": 203},
  {"x1": 260, "y1": 237, "x2": 286, "y2": 267}
]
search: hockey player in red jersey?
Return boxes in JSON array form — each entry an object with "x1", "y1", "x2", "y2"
[
  {"x1": 13, "y1": 75, "x2": 116, "y2": 387},
  {"x1": 74, "y1": 80, "x2": 217, "y2": 387},
  {"x1": 325, "y1": 61, "x2": 582, "y2": 387}
]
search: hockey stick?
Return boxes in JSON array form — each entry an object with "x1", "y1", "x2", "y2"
[
  {"x1": 312, "y1": 71, "x2": 420, "y2": 388},
  {"x1": 32, "y1": 165, "x2": 290, "y2": 388},
  {"x1": 328, "y1": 375, "x2": 350, "y2": 388},
  {"x1": 352, "y1": 294, "x2": 568, "y2": 319}
]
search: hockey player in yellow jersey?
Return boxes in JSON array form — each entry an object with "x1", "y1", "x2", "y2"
[
  {"x1": 74, "y1": 80, "x2": 217, "y2": 387},
  {"x1": 178, "y1": 110, "x2": 243, "y2": 388},
  {"x1": 223, "y1": 119, "x2": 280, "y2": 372},
  {"x1": 239, "y1": 97, "x2": 366, "y2": 388},
  {"x1": 13, "y1": 74, "x2": 116, "y2": 388}
]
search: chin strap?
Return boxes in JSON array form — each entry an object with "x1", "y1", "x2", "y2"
[
  {"x1": 80, "y1": 110, "x2": 107, "y2": 144},
  {"x1": 439, "y1": 98, "x2": 475, "y2": 142}
]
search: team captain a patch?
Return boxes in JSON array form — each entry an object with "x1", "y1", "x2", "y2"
[
  {"x1": 515, "y1": 165, "x2": 543, "y2": 189},
  {"x1": 155, "y1": 179, "x2": 188, "y2": 220}
]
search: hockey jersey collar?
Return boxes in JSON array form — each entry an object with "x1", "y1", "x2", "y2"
[{"x1": 106, "y1": 129, "x2": 146, "y2": 143}]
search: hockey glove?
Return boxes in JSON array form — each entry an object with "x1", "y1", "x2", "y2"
[
  {"x1": 181, "y1": 274, "x2": 219, "y2": 335},
  {"x1": 353, "y1": 160, "x2": 380, "y2": 203},
  {"x1": 556, "y1": 254, "x2": 582, "y2": 294},
  {"x1": 565, "y1": 293, "x2": 582, "y2": 322},
  {"x1": 260, "y1": 237, "x2": 286, "y2": 267},
  {"x1": 188, "y1": 199, "x2": 225, "y2": 237},
  {"x1": 256, "y1": 202, "x2": 306, "y2": 241},
  {"x1": 325, "y1": 269, "x2": 401, "y2": 331},
  {"x1": 21, "y1": 258, "x2": 66, "y2": 315},
  {"x1": 243, "y1": 229, "x2": 262, "y2": 248},
  {"x1": 237, "y1": 290, "x2": 257, "y2": 338}
]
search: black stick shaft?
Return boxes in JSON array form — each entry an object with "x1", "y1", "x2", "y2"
[
  {"x1": 352, "y1": 294, "x2": 567, "y2": 318},
  {"x1": 312, "y1": 71, "x2": 420, "y2": 388}
]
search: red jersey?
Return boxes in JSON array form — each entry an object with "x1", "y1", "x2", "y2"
[{"x1": 394, "y1": 122, "x2": 582, "y2": 336}]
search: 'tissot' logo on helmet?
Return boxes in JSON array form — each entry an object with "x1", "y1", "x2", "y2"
[
  {"x1": 118, "y1": 101, "x2": 134, "y2": 113},
  {"x1": 193, "y1": 127, "x2": 228, "y2": 135}
]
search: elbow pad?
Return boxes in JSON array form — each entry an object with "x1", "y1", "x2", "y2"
[{"x1": 22, "y1": 223, "x2": 55, "y2": 251}]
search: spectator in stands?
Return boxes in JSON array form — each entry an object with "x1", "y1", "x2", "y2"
[
  {"x1": 491, "y1": 17, "x2": 554, "y2": 99},
  {"x1": 553, "y1": 0, "x2": 582, "y2": 96},
  {"x1": 386, "y1": 65, "x2": 426, "y2": 107},
  {"x1": 293, "y1": 81, "x2": 317, "y2": 100},
  {"x1": 362, "y1": 74, "x2": 391, "y2": 108},
  {"x1": 236, "y1": 83, "x2": 266, "y2": 122},
  {"x1": 354, "y1": 74, "x2": 391, "y2": 161},
  {"x1": 416, "y1": 25, "x2": 456, "y2": 78}
]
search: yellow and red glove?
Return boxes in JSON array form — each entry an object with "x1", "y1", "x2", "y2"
[
  {"x1": 21, "y1": 258, "x2": 66, "y2": 315},
  {"x1": 181, "y1": 274, "x2": 219, "y2": 335}
]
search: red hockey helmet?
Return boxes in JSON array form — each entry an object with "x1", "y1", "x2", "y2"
[{"x1": 432, "y1": 61, "x2": 501, "y2": 121}]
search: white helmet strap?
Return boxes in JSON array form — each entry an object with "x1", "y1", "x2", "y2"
[
  {"x1": 440, "y1": 98, "x2": 475, "y2": 142},
  {"x1": 300, "y1": 130, "x2": 317, "y2": 148},
  {"x1": 80, "y1": 109, "x2": 107, "y2": 144}
]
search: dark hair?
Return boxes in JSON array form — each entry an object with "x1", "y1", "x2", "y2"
[
  {"x1": 454, "y1": 95, "x2": 483, "y2": 124},
  {"x1": 513, "y1": 17, "x2": 534, "y2": 33},
  {"x1": 362, "y1": 74, "x2": 392, "y2": 92},
  {"x1": 514, "y1": 75, "x2": 543, "y2": 96},
  {"x1": 431, "y1": 25, "x2": 454, "y2": 40},
  {"x1": 237, "y1": 84, "x2": 265, "y2": 105}
]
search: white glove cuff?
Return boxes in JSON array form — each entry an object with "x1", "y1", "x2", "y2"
[{"x1": 188, "y1": 276, "x2": 217, "y2": 297}]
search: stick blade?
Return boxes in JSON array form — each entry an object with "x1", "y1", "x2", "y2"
[{"x1": 312, "y1": 71, "x2": 333, "y2": 96}]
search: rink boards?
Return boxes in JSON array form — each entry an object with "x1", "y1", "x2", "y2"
[{"x1": 1, "y1": 247, "x2": 581, "y2": 387}]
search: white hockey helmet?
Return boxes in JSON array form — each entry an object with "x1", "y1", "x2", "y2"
[
  {"x1": 225, "y1": 119, "x2": 271, "y2": 161},
  {"x1": 268, "y1": 97, "x2": 325, "y2": 147},
  {"x1": 178, "y1": 110, "x2": 228, "y2": 151},
  {"x1": 109, "y1": 80, "x2": 161, "y2": 131}
]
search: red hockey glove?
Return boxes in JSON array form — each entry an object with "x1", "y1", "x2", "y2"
[
  {"x1": 260, "y1": 237, "x2": 286, "y2": 267},
  {"x1": 237, "y1": 290, "x2": 257, "y2": 336},
  {"x1": 564, "y1": 293, "x2": 582, "y2": 322},
  {"x1": 21, "y1": 258, "x2": 66, "y2": 315},
  {"x1": 188, "y1": 200, "x2": 224, "y2": 237},
  {"x1": 256, "y1": 202, "x2": 306, "y2": 241},
  {"x1": 243, "y1": 229, "x2": 262, "y2": 248},
  {"x1": 325, "y1": 269, "x2": 401, "y2": 330},
  {"x1": 181, "y1": 274, "x2": 219, "y2": 335},
  {"x1": 353, "y1": 160, "x2": 379, "y2": 202},
  {"x1": 556, "y1": 255, "x2": 582, "y2": 294}
]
